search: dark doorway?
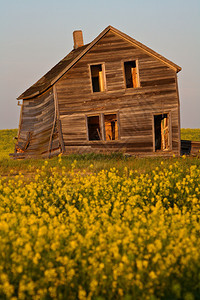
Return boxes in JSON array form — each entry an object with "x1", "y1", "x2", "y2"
[{"x1": 154, "y1": 114, "x2": 169, "y2": 151}]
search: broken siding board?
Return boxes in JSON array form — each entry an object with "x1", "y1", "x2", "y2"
[
  {"x1": 16, "y1": 87, "x2": 61, "y2": 156},
  {"x1": 53, "y1": 86, "x2": 65, "y2": 153}
]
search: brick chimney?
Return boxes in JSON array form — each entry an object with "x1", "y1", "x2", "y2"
[{"x1": 73, "y1": 30, "x2": 84, "y2": 49}]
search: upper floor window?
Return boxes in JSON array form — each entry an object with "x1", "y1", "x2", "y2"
[
  {"x1": 90, "y1": 64, "x2": 105, "y2": 93},
  {"x1": 124, "y1": 60, "x2": 140, "y2": 88}
]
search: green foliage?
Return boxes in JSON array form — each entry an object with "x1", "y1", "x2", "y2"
[
  {"x1": 0, "y1": 128, "x2": 199, "y2": 162},
  {"x1": 0, "y1": 129, "x2": 17, "y2": 159},
  {"x1": 181, "y1": 128, "x2": 200, "y2": 141},
  {"x1": 0, "y1": 129, "x2": 200, "y2": 177}
]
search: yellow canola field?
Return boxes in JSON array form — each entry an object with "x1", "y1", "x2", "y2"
[{"x1": 0, "y1": 159, "x2": 200, "y2": 300}]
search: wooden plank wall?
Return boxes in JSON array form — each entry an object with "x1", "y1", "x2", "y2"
[
  {"x1": 55, "y1": 30, "x2": 180, "y2": 155},
  {"x1": 16, "y1": 88, "x2": 61, "y2": 157},
  {"x1": 181, "y1": 140, "x2": 200, "y2": 156}
]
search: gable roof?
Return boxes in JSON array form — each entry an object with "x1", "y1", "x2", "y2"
[{"x1": 18, "y1": 25, "x2": 181, "y2": 100}]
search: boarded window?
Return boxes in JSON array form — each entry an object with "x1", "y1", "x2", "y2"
[
  {"x1": 104, "y1": 114, "x2": 118, "y2": 140},
  {"x1": 154, "y1": 114, "x2": 169, "y2": 151},
  {"x1": 87, "y1": 116, "x2": 101, "y2": 141},
  {"x1": 124, "y1": 61, "x2": 139, "y2": 88},
  {"x1": 90, "y1": 64, "x2": 105, "y2": 93}
]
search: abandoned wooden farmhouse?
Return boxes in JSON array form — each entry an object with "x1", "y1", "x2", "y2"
[{"x1": 13, "y1": 25, "x2": 182, "y2": 158}]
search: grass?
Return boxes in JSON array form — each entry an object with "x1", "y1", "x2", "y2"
[
  {"x1": 0, "y1": 129, "x2": 199, "y2": 299},
  {"x1": 0, "y1": 129, "x2": 18, "y2": 159},
  {"x1": 181, "y1": 128, "x2": 200, "y2": 141},
  {"x1": 0, "y1": 128, "x2": 199, "y2": 177}
]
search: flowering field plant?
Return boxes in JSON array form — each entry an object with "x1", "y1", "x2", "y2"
[{"x1": 0, "y1": 157, "x2": 200, "y2": 299}]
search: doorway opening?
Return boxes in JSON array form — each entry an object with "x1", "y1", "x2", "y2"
[{"x1": 154, "y1": 114, "x2": 169, "y2": 151}]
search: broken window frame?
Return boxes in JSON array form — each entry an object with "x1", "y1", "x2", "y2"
[
  {"x1": 86, "y1": 114, "x2": 102, "y2": 141},
  {"x1": 89, "y1": 63, "x2": 107, "y2": 93},
  {"x1": 103, "y1": 113, "x2": 119, "y2": 141},
  {"x1": 123, "y1": 59, "x2": 140, "y2": 89},
  {"x1": 86, "y1": 112, "x2": 120, "y2": 142},
  {"x1": 152, "y1": 112, "x2": 172, "y2": 152}
]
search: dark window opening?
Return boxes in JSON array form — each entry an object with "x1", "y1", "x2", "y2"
[
  {"x1": 87, "y1": 116, "x2": 101, "y2": 141},
  {"x1": 154, "y1": 114, "x2": 169, "y2": 151},
  {"x1": 124, "y1": 61, "x2": 139, "y2": 88},
  {"x1": 104, "y1": 114, "x2": 118, "y2": 140},
  {"x1": 90, "y1": 64, "x2": 105, "y2": 93}
]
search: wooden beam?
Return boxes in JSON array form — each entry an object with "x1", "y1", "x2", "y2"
[
  {"x1": 175, "y1": 73, "x2": 181, "y2": 156},
  {"x1": 48, "y1": 89, "x2": 57, "y2": 157},
  {"x1": 53, "y1": 85, "x2": 65, "y2": 153},
  {"x1": 15, "y1": 102, "x2": 24, "y2": 153}
]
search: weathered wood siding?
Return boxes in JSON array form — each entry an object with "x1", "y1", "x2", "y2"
[
  {"x1": 55, "y1": 30, "x2": 180, "y2": 155},
  {"x1": 16, "y1": 88, "x2": 61, "y2": 157}
]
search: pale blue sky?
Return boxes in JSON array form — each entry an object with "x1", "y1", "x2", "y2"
[{"x1": 0, "y1": 0, "x2": 200, "y2": 129}]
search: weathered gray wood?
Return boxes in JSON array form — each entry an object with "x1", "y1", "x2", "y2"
[
  {"x1": 53, "y1": 30, "x2": 180, "y2": 156},
  {"x1": 15, "y1": 88, "x2": 61, "y2": 156},
  {"x1": 14, "y1": 27, "x2": 181, "y2": 158}
]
